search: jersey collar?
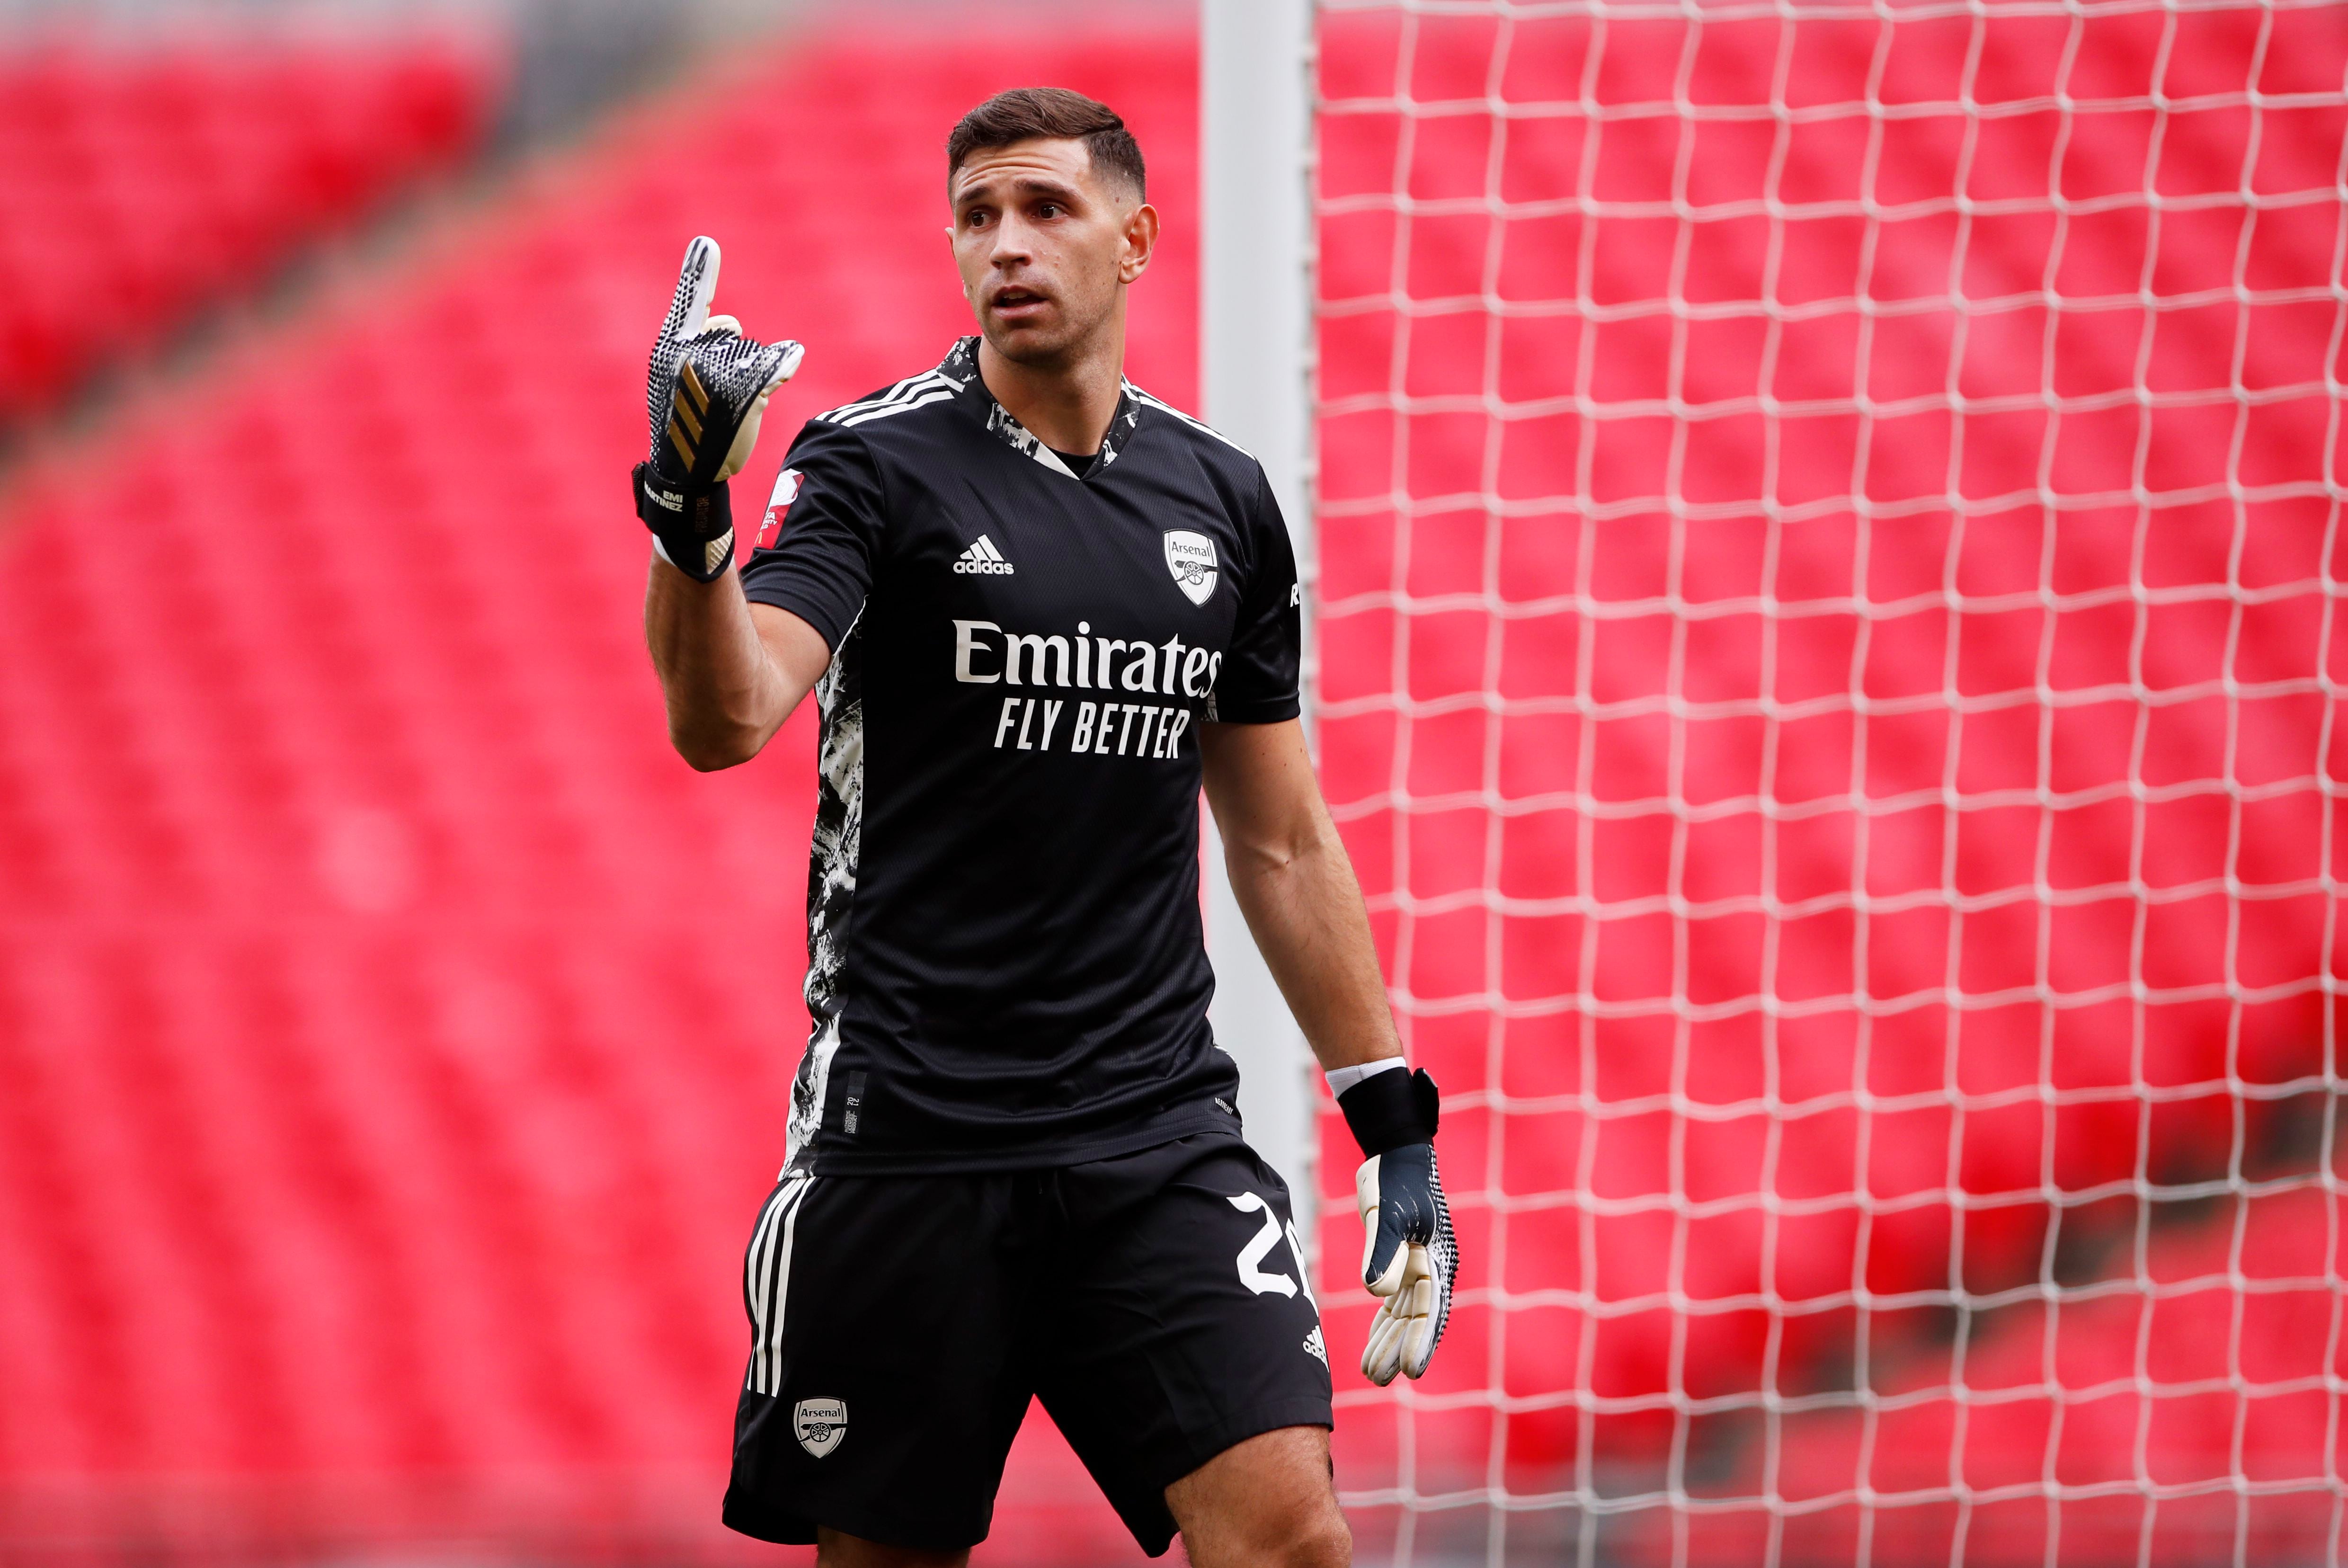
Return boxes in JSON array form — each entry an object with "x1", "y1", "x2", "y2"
[{"x1": 937, "y1": 336, "x2": 1142, "y2": 481}]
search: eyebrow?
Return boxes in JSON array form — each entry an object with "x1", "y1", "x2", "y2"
[{"x1": 953, "y1": 173, "x2": 1085, "y2": 208}]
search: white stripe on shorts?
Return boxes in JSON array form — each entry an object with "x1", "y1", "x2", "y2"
[{"x1": 746, "y1": 1176, "x2": 813, "y2": 1396}]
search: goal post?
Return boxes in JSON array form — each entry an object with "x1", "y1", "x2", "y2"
[{"x1": 1202, "y1": 0, "x2": 1321, "y2": 1217}]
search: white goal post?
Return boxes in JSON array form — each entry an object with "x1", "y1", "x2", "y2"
[{"x1": 1201, "y1": 0, "x2": 1322, "y2": 1218}]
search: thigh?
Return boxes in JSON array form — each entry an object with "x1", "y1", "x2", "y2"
[
  {"x1": 1032, "y1": 1135, "x2": 1334, "y2": 1556},
  {"x1": 1167, "y1": 1425, "x2": 1350, "y2": 1568},
  {"x1": 722, "y1": 1171, "x2": 1032, "y2": 1554}
]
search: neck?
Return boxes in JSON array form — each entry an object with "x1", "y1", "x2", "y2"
[{"x1": 976, "y1": 315, "x2": 1126, "y2": 455}]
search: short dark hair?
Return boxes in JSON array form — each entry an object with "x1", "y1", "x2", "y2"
[{"x1": 946, "y1": 87, "x2": 1146, "y2": 199}]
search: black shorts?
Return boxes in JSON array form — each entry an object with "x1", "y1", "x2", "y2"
[{"x1": 720, "y1": 1130, "x2": 1333, "y2": 1556}]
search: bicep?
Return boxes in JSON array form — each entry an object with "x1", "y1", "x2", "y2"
[{"x1": 751, "y1": 603, "x2": 836, "y2": 714}]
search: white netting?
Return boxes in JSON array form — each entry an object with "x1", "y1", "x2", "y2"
[{"x1": 1309, "y1": 2, "x2": 2348, "y2": 1563}]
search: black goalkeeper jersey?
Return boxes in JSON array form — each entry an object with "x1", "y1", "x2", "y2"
[{"x1": 740, "y1": 338, "x2": 1302, "y2": 1175}]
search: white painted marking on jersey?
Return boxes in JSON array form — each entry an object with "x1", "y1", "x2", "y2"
[
  {"x1": 820, "y1": 370, "x2": 950, "y2": 424},
  {"x1": 835, "y1": 384, "x2": 957, "y2": 427}
]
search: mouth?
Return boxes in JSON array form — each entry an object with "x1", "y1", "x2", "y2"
[{"x1": 991, "y1": 285, "x2": 1051, "y2": 321}]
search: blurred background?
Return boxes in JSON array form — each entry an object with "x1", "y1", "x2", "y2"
[
  {"x1": 0, "y1": 1, "x2": 1196, "y2": 1561},
  {"x1": 2, "y1": 0, "x2": 2344, "y2": 1564}
]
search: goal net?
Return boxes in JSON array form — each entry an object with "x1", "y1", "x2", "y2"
[{"x1": 1308, "y1": 2, "x2": 2348, "y2": 1563}]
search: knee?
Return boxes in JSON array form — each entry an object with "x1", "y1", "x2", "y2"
[
  {"x1": 1254, "y1": 1503, "x2": 1352, "y2": 1568},
  {"x1": 1289, "y1": 1507, "x2": 1353, "y2": 1568},
  {"x1": 1183, "y1": 1500, "x2": 1350, "y2": 1568}
]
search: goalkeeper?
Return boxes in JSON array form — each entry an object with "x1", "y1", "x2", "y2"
[{"x1": 637, "y1": 88, "x2": 1452, "y2": 1568}]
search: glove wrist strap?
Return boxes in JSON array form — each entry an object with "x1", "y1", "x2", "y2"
[
  {"x1": 632, "y1": 463, "x2": 734, "y2": 582},
  {"x1": 1339, "y1": 1067, "x2": 1440, "y2": 1157}
]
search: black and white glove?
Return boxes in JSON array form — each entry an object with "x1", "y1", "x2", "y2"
[
  {"x1": 1340, "y1": 1064, "x2": 1456, "y2": 1385},
  {"x1": 631, "y1": 235, "x2": 804, "y2": 582}
]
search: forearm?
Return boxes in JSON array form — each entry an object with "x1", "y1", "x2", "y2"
[
  {"x1": 1222, "y1": 807, "x2": 1403, "y2": 1074},
  {"x1": 643, "y1": 553, "x2": 791, "y2": 769},
  {"x1": 1204, "y1": 724, "x2": 1449, "y2": 1380}
]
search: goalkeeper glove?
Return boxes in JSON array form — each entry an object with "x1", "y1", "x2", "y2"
[
  {"x1": 1340, "y1": 1064, "x2": 1455, "y2": 1385},
  {"x1": 632, "y1": 235, "x2": 805, "y2": 582}
]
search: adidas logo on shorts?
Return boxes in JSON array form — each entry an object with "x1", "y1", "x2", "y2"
[
  {"x1": 953, "y1": 535, "x2": 1014, "y2": 575},
  {"x1": 1303, "y1": 1326, "x2": 1329, "y2": 1367}
]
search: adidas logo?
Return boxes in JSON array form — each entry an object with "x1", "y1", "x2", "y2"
[
  {"x1": 953, "y1": 535, "x2": 1014, "y2": 575},
  {"x1": 1302, "y1": 1326, "x2": 1328, "y2": 1367}
]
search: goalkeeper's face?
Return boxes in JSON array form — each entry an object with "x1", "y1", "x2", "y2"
[{"x1": 949, "y1": 138, "x2": 1157, "y2": 368}]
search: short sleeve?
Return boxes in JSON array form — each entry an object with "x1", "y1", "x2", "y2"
[
  {"x1": 1209, "y1": 467, "x2": 1303, "y2": 724},
  {"x1": 738, "y1": 419, "x2": 886, "y2": 651}
]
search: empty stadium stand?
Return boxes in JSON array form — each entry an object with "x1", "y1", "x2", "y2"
[
  {"x1": 0, "y1": 18, "x2": 1194, "y2": 1563},
  {"x1": 0, "y1": 34, "x2": 504, "y2": 423}
]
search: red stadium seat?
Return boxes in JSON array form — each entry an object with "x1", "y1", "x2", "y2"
[
  {"x1": 0, "y1": 18, "x2": 1195, "y2": 1563},
  {"x1": 0, "y1": 36, "x2": 504, "y2": 423}
]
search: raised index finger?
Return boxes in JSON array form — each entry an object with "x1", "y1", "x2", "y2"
[{"x1": 663, "y1": 235, "x2": 721, "y2": 343}]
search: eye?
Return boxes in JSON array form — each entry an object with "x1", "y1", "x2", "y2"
[{"x1": 1038, "y1": 202, "x2": 1063, "y2": 219}]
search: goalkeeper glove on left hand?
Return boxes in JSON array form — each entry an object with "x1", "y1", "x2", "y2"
[
  {"x1": 632, "y1": 235, "x2": 805, "y2": 582},
  {"x1": 1341, "y1": 1064, "x2": 1456, "y2": 1385}
]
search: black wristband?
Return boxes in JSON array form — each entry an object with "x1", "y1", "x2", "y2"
[
  {"x1": 632, "y1": 462, "x2": 733, "y2": 581},
  {"x1": 1338, "y1": 1066, "x2": 1440, "y2": 1157}
]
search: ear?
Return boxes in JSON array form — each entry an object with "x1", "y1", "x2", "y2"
[
  {"x1": 1119, "y1": 201, "x2": 1160, "y2": 285},
  {"x1": 945, "y1": 224, "x2": 971, "y2": 297}
]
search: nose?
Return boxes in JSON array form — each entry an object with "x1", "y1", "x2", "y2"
[{"x1": 988, "y1": 210, "x2": 1037, "y2": 267}]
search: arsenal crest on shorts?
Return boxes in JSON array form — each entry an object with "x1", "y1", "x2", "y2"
[
  {"x1": 1164, "y1": 530, "x2": 1218, "y2": 606},
  {"x1": 793, "y1": 1397, "x2": 847, "y2": 1457}
]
